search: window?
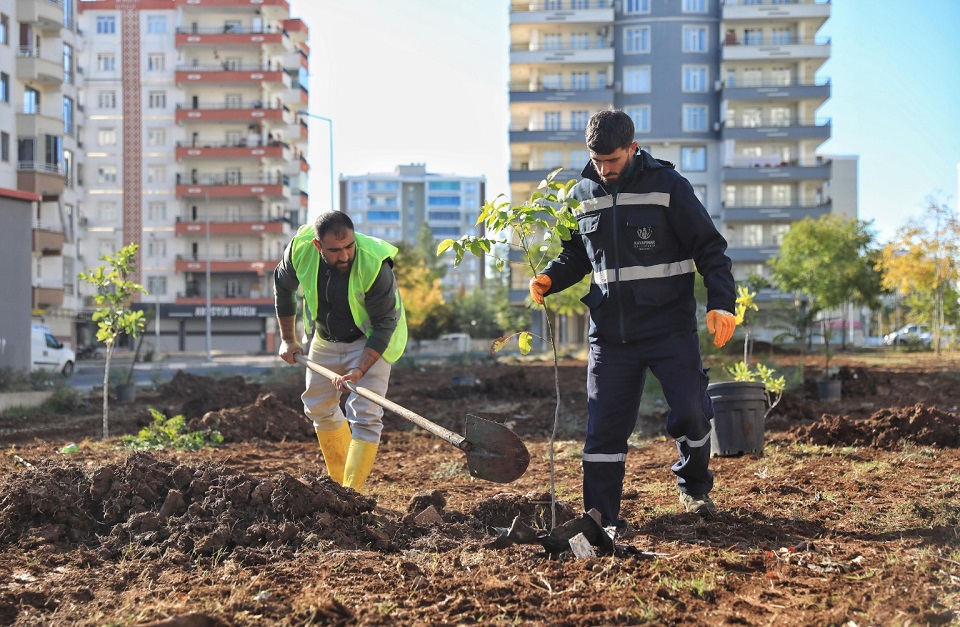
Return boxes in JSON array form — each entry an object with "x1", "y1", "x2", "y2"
[
  {"x1": 570, "y1": 71, "x2": 589, "y2": 90},
  {"x1": 98, "y1": 128, "x2": 117, "y2": 146},
  {"x1": 427, "y1": 196, "x2": 461, "y2": 207},
  {"x1": 683, "y1": 105, "x2": 708, "y2": 132},
  {"x1": 97, "y1": 202, "x2": 118, "y2": 220},
  {"x1": 0, "y1": 72, "x2": 7, "y2": 103},
  {"x1": 97, "y1": 166, "x2": 118, "y2": 184},
  {"x1": 771, "y1": 67, "x2": 792, "y2": 86},
  {"x1": 148, "y1": 91, "x2": 166, "y2": 109},
  {"x1": 0, "y1": 14, "x2": 7, "y2": 45},
  {"x1": 350, "y1": 181, "x2": 364, "y2": 194},
  {"x1": 225, "y1": 242, "x2": 243, "y2": 258},
  {"x1": 625, "y1": 106, "x2": 651, "y2": 133},
  {"x1": 624, "y1": 27, "x2": 650, "y2": 54},
  {"x1": 147, "y1": 53, "x2": 164, "y2": 71},
  {"x1": 146, "y1": 15, "x2": 167, "y2": 34},
  {"x1": 683, "y1": 26, "x2": 708, "y2": 52},
  {"x1": 96, "y1": 53, "x2": 115, "y2": 72},
  {"x1": 148, "y1": 202, "x2": 166, "y2": 221},
  {"x1": 543, "y1": 73, "x2": 562, "y2": 90},
  {"x1": 571, "y1": 110, "x2": 590, "y2": 130},
  {"x1": 428, "y1": 181, "x2": 461, "y2": 191},
  {"x1": 431, "y1": 227, "x2": 461, "y2": 237},
  {"x1": 683, "y1": 66, "x2": 708, "y2": 92},
  {"x1": 771, "y1": 185, "x2": 792, "y2": 205},
  {"x1": 543, "y1": 111, "x2": 562, "y2": 130},
  {"x1": 570, "y1": 33, "x2": 590, "y2": 50},
  {"x1": 542, "y1": 34, "x2": 562, "y2": 50},
  {"x1": 147, "y1": 165, "x2": 165, "y2": 184},
  {"x1": 571, "y1": 149, "x2": 589, "y2": 166},
  {"x1": 147, "y1": 238, "x2": 167, "y2": 257},
  {"x1": 623, "y1": 66, "x2": 651, "y2": 93},
  {"x1": 96, "y1": 16, "x2": 116, "y2": 34},
  {"x1": 543, "y1": 150, "x2": 562, "y2": 168},
  {"x1": 744, "y1": 28, "x2": 763, "y2": 45},
  {"x1": 147, "y1": 276, "x2": 167, "y2": 295},
  {"x1": 63, "y1": 97, "x2": 74, "y2": 135},
  {"x1": 681, "y1": 146, "x2": 706, "y2": 171},
  {"x1": 624, "y1": 0, "x2": 650, "y2": 14},
  {"x1": 682, "y1": 0, "x2": 707, "y2": 12},
  {"x1": 98, "y1": 91, "x2": 116, "y2": 109},
  {"x1": 23, "y1": 88, "x2": 39, "y2": 114},
  {"x1": 771, "y1": 27, "x2": 791, "y2": 45},
  {"x1": 63, "y1": 44, "x2": 73, "y2": 83},
  {"x1": 367, "y1": 211, "x2": 400, "y2": 221},
  {"x1": 0, "y1": 132, "x2": 8, "y2": 162},
  {"x1": 147, "y1": 128, "x2": 166, "y2": 146},
  {"x1": 428, "y1": 211, "x2": 462, "y2": 221}
]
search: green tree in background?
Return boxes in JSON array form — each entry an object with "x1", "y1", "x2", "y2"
[
  {"x1": 769, "y1": 215, "x2": 882, "y2": 350},
  {"x1": 393, "y1": 242, "x2": 446, "y2": 339}
]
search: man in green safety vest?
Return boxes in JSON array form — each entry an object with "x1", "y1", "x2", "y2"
[{"x1": 274, "y1": 211, "x2": 407, "y2": 491}]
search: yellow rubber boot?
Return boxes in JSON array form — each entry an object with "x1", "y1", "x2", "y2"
[
  {"x1": 315, "y1": 422, "x2": 352, "y2": 485},
  {"x1": 343, "y1": 439, "x2": 379, "y2": 492}
]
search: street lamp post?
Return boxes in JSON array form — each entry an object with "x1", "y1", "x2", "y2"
[
  {"x1": 205, "y1": 189, "x2": 212, "y2": 361},
  {"x1": 297, "y1": 109, "x2": 334, "y2": 212}
]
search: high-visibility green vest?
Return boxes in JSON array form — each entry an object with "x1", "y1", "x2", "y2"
[{"x1": 290, "y1": 225, "x2": 407, "y2": 362}]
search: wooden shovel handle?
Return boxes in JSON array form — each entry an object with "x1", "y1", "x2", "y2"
[{"x1": 294, "y1": 353, "x2": 467, "y2": 449}]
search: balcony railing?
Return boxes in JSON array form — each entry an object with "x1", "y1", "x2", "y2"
[
  {"x1": 511, "y1": 1, "x2": 613, "y2": 10},
  {"x1": 18, "y1": 161, "x2": 65, "y2": 176},
  {"x1": 175, "y1": 25, "x2": 286, "y2": 35},
  {"x1": 724, "y1": 157, "x2": 830, "y2": 168},
  {"x1": 176, "y1": 173, "x2": 290, "y2": 186},
  {"x1": 722, "y1": 0, "x2": 830, "y2": 5},
  {"x1": 722, "y1": 35, "x2": 831, "y2": 47},
  {"x1": 175, "y1": 63, "x2": 286, "y2": 72},
  {"x1": 722, "y1": 77, "x2": 830, "y2": 89},
  {"x1": 511, "y1": 123, "x2": 588, "y2": 132},
  {"x1": 726, "y1": 237, "x2": 786, "y2": 248},
  {"x1": 509, "y1": 80, "x2": 609, "y2": 92},
  {"x1": 176, "y1": 102, "x2": 290, "y2": 112},
  {"x1": 177, "y1": 290, "x2": 268, "y2": 300},
  {"x1": 723, "y1": 116, "x2": 831, "y2": 128},
  {"x1": 175, "y1": 139, "x2": 289, "y2": 149},
  {"x1": 511, "y1": 41, "x2": 612, "y2": 53}
]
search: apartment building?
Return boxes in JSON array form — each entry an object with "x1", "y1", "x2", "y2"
[
  {"x1": 76, "y1": 0, "x2": 309, "y2": 353},
  {"x1": 508, "y1": 0, "x2": 852, "y2": 323},
  {"x1": 0, "y1": 0, "x2": 85, "y2": 348},
  {"x1": 340, "y1": 164, "x2": 486, "y2": 295}
]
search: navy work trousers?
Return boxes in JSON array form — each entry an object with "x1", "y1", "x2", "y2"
[{"x1": 582, "y1": 330, "x2": 714, "y2": 527}]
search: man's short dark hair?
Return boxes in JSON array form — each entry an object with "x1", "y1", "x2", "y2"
[
  {"x1": 585, "y1": 109, "x2": 635, "y2": 155},
  {"x1": 313, "y1": 211, "x2": 354, "y2": 241}
]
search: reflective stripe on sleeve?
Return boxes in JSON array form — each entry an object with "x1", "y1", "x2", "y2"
[
  {"x1": 593, "y1": 258, "x2": 695, "y2": 285},
  {"x1": 582, "y1": 452, "x2": 627, "y2": 463}
]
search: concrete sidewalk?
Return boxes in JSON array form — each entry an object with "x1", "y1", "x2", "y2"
[{"x1": 75, "y1": 351, "x2": 284, "y2": 374}]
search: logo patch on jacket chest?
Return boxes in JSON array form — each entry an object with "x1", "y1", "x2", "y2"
[{"x1": 634, "y1": 226, "x2": 656, "y2": 250}]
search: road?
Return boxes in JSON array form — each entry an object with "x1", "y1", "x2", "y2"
[{"x1": 70, "y1": 353, "x2": 290, "y2": 392}]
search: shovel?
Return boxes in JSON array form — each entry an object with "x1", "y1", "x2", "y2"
[{"x1": 294, "y1": 354, "x2": 530, "y2": 484}]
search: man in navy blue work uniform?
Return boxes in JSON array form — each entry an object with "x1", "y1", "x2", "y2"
[{"x1": 530, "y1": 109, "x2": 737, "y2": 527}]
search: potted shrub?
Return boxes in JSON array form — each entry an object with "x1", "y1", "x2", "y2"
[{"x1": 708, "y1": 286, "x2": 786, "y2": 456}]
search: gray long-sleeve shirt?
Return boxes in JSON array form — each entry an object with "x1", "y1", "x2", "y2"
[{"x1": 273, "y1": 239, "x2": 400, "y2": 355}]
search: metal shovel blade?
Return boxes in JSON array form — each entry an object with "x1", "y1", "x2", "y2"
[{"x1": 462, "y1": 414, "x2": 530, "y2": 484}]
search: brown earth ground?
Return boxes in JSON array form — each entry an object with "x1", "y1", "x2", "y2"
[{"x1": 1, "y1": 350, "x2": 959, "y2": 626}]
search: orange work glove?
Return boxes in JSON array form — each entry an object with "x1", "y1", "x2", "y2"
[
  {"x1": 706, "y1": 310, "x2": 736, "y2": 348},
  {"x1": 529, "y1": 274, "x2": 552, "y2": 305}
]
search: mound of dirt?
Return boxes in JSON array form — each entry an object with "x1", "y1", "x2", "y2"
[
  {"x1": 159, "y1": 372, "x2": 264, "y2": 419},
  {"x1": 789, "y1": 402, "x2": 960, "y2": 449},
  {"x1": 471, "y1": 491, "x2": 578, "y2": 529},
  {"x1": 0, "y1": 452, "x2": 376, "y2": 564},
  {"x1": 188, "y1": 392, "x2": 316, "y2": 443}
]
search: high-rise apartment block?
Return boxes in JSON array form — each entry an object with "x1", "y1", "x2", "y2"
[
  {"x1": 340, "y1": 164, "x2": 486, "y2": 294},
  {"x1": 508, "y1": 0, "x2": 849, "y2": 305},
  {"x1": 0, "y1": 0, "x2": 310, "y2": 354}
]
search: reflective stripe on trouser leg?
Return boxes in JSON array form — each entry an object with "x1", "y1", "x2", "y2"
[
  {"x1": 303, "y1": 337, "x2": 391, "y2": 444},
  {"x1": 647, "y1": 331, "x2": 715, "y2": 495},
  {"x1": 582, "y1": 340, "x2": 646, "y2": 527}
]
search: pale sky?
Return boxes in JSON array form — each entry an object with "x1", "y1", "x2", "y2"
[{"x1": 294, "y1": 1, "x2": 960, "y2": 244}]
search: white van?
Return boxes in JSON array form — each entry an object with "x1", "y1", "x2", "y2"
[{"x1": 31, "y1": 324, "x2": 76, "y2": 376}]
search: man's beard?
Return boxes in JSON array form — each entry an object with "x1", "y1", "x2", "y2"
[{"x1": 333, "y1": 260, "x2": 352, "y2": 274}]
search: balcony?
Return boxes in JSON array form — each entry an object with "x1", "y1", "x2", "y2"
[
  {"x1": 176, "y1": 103, "x2": 291, "y2": 125},
  {"x1": 175, "y1": 292, "x2": 274, "y2": 307},
  {"x1": 33, "y1": 285, "x2": 64, "y2": 309},
  {"x1": 175, "y1": 218, "x2": 290, "y2": 237},
  {"x1": 725, "y1": 240, "x2": 782, "y2": 263},
  {"x1": 175, "y1": 26, "x2": 286, "y2": 48},
  {"x1": 723, "y1": 200, "x2": 832, "y2": 222},
  {"x1": 721, "y1": 117, "x2": 831, "y2": 142},
  {"x1": 16, "y1": 109, "x2": 64, "y2": 137},
  {"x1": 16, "y1": 48, "x2": 64, "y2": 85},
  {"x1": 510, "y1": 1, "x2": 614, "y2": 24},
  {"x1": 722, "y1": 157, "x2": 831, "y2": 182},
  {"x1": 510, "y1": 124, "x2": 587, "y2": 143},
  {"x1": 18, "y1": 161, "x2": 65, "y2": 196},
  {"x1": 722, "y1": 35, "x2": 831, "y2": 62},
  {"x1": 509, "y1": 162, "x2": 581, "y2": 183},
  {"x1": 175, "y1": 65, "x2": 289, "y2": 88},
  {"x1": 175, "y1": 256, "x2": 278, "y2": 275},
  {"x1": 175, "y1": 140, "x2": 288, "y2": 162},
  {"x1": 510, "y1": 41, "x2": 614, "y2": 65},
  {"x1": 16, "y1": 0, "x2": 64, "y2": 31},
  {"x1": 722, "y1": 0, "x2": 830, "y2": 30},
  {"x1": 176, "y1": 173, "x2": 290, "y2": 199},
  {"x1": 32, "y1": 227, "x2": 65, "y2": 255},
  {"x1": 721, "y1": 78, "x2": 830, "y2": 103},
  {"x1": 510, "y1": 81, "x2": 613, "y2": 103}
]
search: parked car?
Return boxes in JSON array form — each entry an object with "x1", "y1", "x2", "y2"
[
  {"x1": 883, "y1": 324, "x2": 932, "y2": 348},
  {"x1": 31, "y1": 324, "x2": 76, "y2": 376}
]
